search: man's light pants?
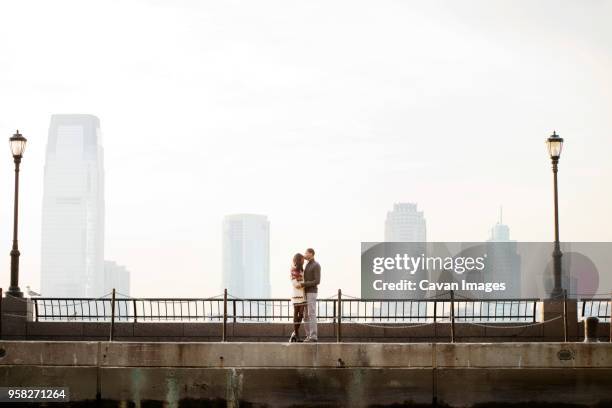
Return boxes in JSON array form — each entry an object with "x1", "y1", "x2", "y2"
[{"x1": 304, "y1": 292, "x2": 318, "y2": 340}]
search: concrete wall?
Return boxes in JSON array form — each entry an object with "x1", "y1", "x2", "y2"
[{"x1": 1, "y1": 341, "x2": 612, "y2": 407}]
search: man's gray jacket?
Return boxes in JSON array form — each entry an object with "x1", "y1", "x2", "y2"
[{"x1": 303, "y1": 260, "x2": 321, "y2": 293}]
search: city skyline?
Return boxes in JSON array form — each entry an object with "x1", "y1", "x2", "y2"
[{"x1": 1, "y1": 0, "x2": 611, "y2": 298}]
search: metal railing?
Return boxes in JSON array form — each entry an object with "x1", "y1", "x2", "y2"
[
  {"x1": 0, "y1": 288, "x2": 604, "y2": 343},
  {"x1": 228, "y1": 298, "x2": 338, "y2": 322},
  {"x1": 31, "y1": 293, "x2": 539, "y2": 324},
  {"x1": 339, "y1": 298, "x2": 538, "y2": 323},
  {"x1": 32, "y1": 297, "x2": 227, "y2": 322},
  {"x1": 580, "y1": 298, "x2": 611, "y2": 322},
  {"x1": 32, "y1": 297, "x2": 339, "y2": 323}
]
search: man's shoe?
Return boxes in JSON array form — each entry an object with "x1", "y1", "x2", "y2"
[
  {"x1": 289, "y1": 332, "x2": 299, "y2": 343},
  {"x1": 303, "y1": 337, "x2": 318, "y2": 343}
]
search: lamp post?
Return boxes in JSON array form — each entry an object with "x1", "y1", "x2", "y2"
[
  {"x1": 6, "y1": 130, "x2": 27, "y2": 298},
  {"x1": 546, "y1": 131, "x2": 564, "y2": 298}
]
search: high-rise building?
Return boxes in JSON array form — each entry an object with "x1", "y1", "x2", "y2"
[
  {"x1": 486, "y1": 207, "x2": 521, "y2": 297},
  {"x1": 489, "y1": 207, "x2": 511, "y2": 241},
  {"x1": 41, "y1": 114, "x2": 105, "y2": 297},
  {"x1": 103, "y1": 261, "x2": 131, "y2": 297},
  {"x1": 384, "y1": 203, "x2": 427, "y2": 299},
  {"x1": 222, "y1": 214, "x2": 270, "y2": 298},
  {"x1": 384, "y1": 203, "x2": 426, "y2": 242}
]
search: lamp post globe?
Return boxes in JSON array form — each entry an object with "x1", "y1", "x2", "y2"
[
  {"x1": 9, "y1": 130, "x2": 27, "y2": 158},
  {"x1": 547, "y1": 131, "x2": 564, "y2": 160},
  {"x1": 7, "y1": 130, "x2": 27, "y2": 298}
]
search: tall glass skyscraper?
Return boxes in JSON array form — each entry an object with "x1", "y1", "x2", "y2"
[
  {"x1": 222, "y1": 214, "x2": 271, "y2": 298},
  {"x1": 41, "y1": 114, "x2": 105, "y2": 297}
]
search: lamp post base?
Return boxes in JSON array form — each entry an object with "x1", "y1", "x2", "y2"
[
  {"x1": 9, "y1": 247, "x2": 22, "y2": 298},
  {"x1": 550, "y1": 288, "x2": 563, "y2": 299},
  {"x1": 6, "y1": 287, "x2": 23, "y2": 298},
  {"x1": 551, "y1": 243, "x2": 563, "y2": 299}
]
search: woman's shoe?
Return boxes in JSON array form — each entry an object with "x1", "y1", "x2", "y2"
[{"x1": 289, "y1": 332, "x2": 299, "y2": 342}]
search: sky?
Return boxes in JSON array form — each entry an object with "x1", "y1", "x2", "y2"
[{"x1": 0, "y1": 0, "x2": 611, "y2": 298}]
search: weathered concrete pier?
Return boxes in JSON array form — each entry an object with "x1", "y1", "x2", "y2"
[{"x1": 1, "y1": 341, "x2": 612, "y2": 407}]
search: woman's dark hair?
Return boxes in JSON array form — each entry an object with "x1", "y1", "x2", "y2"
[{"x1": 293, "y1": 253, "x2": 304, "y2": 272}]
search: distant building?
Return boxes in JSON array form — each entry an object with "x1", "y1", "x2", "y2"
[
  {"x1": 489, "y1": 214, "x2": 510, "y2": 241},
  {"x1": 486, "y1": 208, "x2": 514, "y2": 243},
  {"x1": 222, "y1": 214, "x2": 271, "y2": 298},
  {"x1": 384, "y1": 203, "x2": 426, "y2": 242},
  {"x1": 384, "y1": 203, "x2": 427, "y2": 299},
  {"x1": 486, "y1": 208, "x2": 521, "y2": 297},
  {"x1": 41, "y1": 115, "x2": 105, "y2": 297},
  {"x1": 103, "y1": 261, "x2": 131, "y2": 297}
]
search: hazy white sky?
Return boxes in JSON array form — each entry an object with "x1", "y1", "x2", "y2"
[{"x1": 1, "y1": 0, "x2": 611, "y2": 297}]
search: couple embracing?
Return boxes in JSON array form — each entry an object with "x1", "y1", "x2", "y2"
[{"x1": 289, "y1": 248, "x2": 321, "y2": 343}]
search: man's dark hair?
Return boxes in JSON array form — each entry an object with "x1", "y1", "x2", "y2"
[{"x1": 306, "y1": 248, "x2": 315, "y2": 256}]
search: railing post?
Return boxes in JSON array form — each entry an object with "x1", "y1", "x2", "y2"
[
  {"x1": 433, "y1": 299, "x2": 437, "y2": 323},
  {"x1": 609, "y1": 291, "x2": 612, "y2": 343},
  {"x1": 232, "y1": 299, "x2": 236, "y2": 323},
  {"x1": 450, "y1": 290, "x2": 455, "y2": 343},
  {"x1": 584, "y1": 316, "x2": 599, "y2": 342},
  {"x1": 222, "y1": 288, "x2": 227, "y2": 342},
  {"x1": 563, "y1": 289, "x2": 568, "y2": 342},
  {"x1": 433, "y1": 299, "x2": 437, "y2": 342},
  {"x1": 337, "y1": 289, "x2": 342, "y2": 343},
  {"x1": 109, "y1": 288, "x2": 116, "y2": 342},
  {"x1": 133, "y1": 298, "x2": 137, "y2": 323},
  {"x1": 332, "y1": 299, "x2": 336, "y2": 324}
]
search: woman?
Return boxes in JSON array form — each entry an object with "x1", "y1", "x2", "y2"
[{"x1": 289, "y1": 253, "x2": 306, "y2": 342}]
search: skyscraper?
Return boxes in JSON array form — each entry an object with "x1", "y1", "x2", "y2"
[
  {"x1": 222, "y1": 214, "x2": 270, "y2": 298},
  {"x1": 488, "y1": 208, "x2": 511, "y2": 241},
  {"x1": 41, "y1": 114, "x2": 105, "y2": 297},
  {"x1": 384, "y1": 203, "x2": 426, "y2": 242},
  {"x1": 103, "y1": 261, "x2": 131, "y2": 297},
  {"x1": 486, "y1": 207, "x2": 521, "y2": 297}
]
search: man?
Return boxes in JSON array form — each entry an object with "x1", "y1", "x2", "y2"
[{"x1": 299, "y1": 248, "x2": 321, "y2": 342}]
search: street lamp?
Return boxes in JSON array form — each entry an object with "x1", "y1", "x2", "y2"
[
  {"x1": 546, "y1": 131, "x2": 564, "y2": 298},
  {"x1": 7, "y1": 130, "x2": 27, "y2": 297}
]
